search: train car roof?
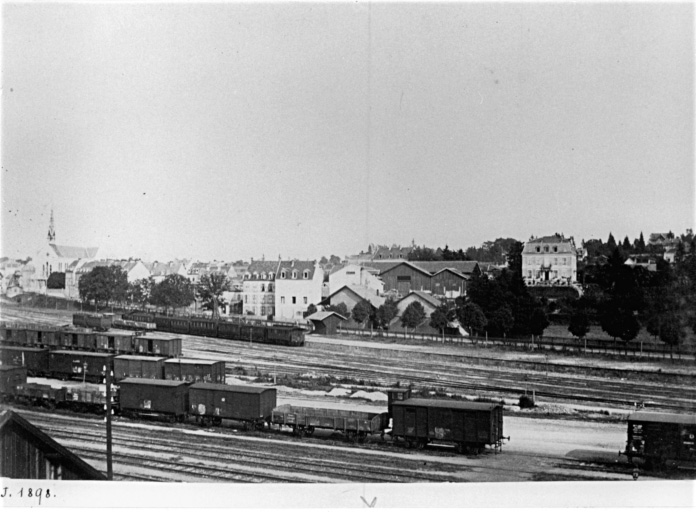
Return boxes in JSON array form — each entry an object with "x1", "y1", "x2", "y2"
[
  {"x1": 95, "y1": 329, "x2": 135, "y2": 336},
  {"x1": 134, "y1": 333, "x2": 182, "y2": 341},
  {"x1": 394, "y1": 398, "x2": 501, "y2": 411},
  {"x1": 0, "y1": 345, "x2": 49, "y2": 352},
  {"x1": 164, "y1": 358, "x2": 224, "y2": 365},
  {"x1": 628, "y1": 411, "x2": 696, "y2": 425},
  {"x1": 50, "y1": 350, "x2": 115, "y2": 357},
  {"x1": 114, "y1": 355, "x2": 168, "y2": 361},
  {"x1": 119, "y1": 378, "x2": 191, "y2": 387},
  {"x1": 190, "y1": 383, "x2": 275, "y2": 394}
]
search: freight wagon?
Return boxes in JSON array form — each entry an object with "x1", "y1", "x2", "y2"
[
  {"x1": 15, "y1": 382, "x2": 66, "y2": 409},
  {"x1": 133, "y1": 333, "x2": 182, "y2": 357},
  {"x1": 48, "y1": 351, "x2": 115, "y2": 383},
  {"x1": 119, "y1": 378, "x2": 190, "y2": 422},
  {"x1": 95, "y1": 330, "x2": 136, "y2": 353},
  {"x1": 0, "y1": 323, "x2": 29, "y2": 345},
  {"x1": 189, "y1": 383, "x2": 276, "y2": 428},
  {"x1": 0, "y1": 366, "x2": 27, "y2": 397},
  {"x1": 0, "y1": 345, "x2": 49, "y2": 377},
  {"x1": 114, "y1": 355, "x2": 167, "y2": 381},
  {"x1": 24, "y1": 325, "x2": 61, "y2": 347},
  {"x1": 56, "y1": 328, "x2": 97, "y2": 351},
  {"x1": 390, "y1": 398, "x2": 505, "y2": 454},
  {"x1": 623, "y1": 411, "x2": 696, "y2": 470},
  {"x1": 271, "y1": 404, "x2": 390, "y2": 441},
  {"x1": 63, "y1": 383, "x2": 115, "y2": 414},
  {"x1": 73, "y1": 313, "x2": 112, "y2": 331},
  {"x1": 164, "y1": 358, "x2": 226, "y2": 383}
]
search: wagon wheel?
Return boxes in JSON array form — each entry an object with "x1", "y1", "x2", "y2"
[
  {"x1": 456, "y1": 443, "x2": 465, "y2": 455},
  {"x1": 213, "y1": 417, "x2": 222, "y2": 427},
  {"x1": 405, "y1": 438, "x2": 414, "y2": 449},
  {"x1": 346, "y1": 431, "x2": 357, "y2": 443},
  {"x1": 414, "y1": 439, "x2": 425, "y2": 450},
  {"x1": 305, "y1": 426, "x2": 315, "y2": 436},
  {"x1": 293, "y1": 426, "x2": 305, "y2": 438},
  {"x1": 357, "y1": 432, "x2": 368, "y2": 444}
]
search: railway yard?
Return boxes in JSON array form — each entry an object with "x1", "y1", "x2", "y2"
[{"x1": 1, "y1": 303, "x2": 695, "y2": 483}]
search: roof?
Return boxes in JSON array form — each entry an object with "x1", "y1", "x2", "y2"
[
  {"x1": 399, "y1": 290, "x2": 442, "y2": 308},
  {"x1": 324, "y1": 285, "x2": 385, "y2": 307},
  {"x1": 50, "y1": 350, "x2": 114, "y2": 357},
  {"x1": 114, "y1": 355, "x2": 167, "y2": 362},
  {"x1": 190, "y1": 383, "x2": 275, "y2": 394},
  {"x1": 628, "y1": 411, "x2": 696, "y2": 425},
  {"x1": 119, "y1": 378, "x2": 191, "y2": 387},
  {"x1": 306, "y1": 311, "x2": 347, "y2": 322},
  {"x1": 414, "y1": 261, "x2": 480, "y2": 276},
  {"x1": 0, "y1": 410, "x2": 106, "y2": 480},
  {"x1": 395, "y1": 398, "x2": 500, "y2": 411},
  {"x1": 49, "y1": 244, "x2": 99, "y2": 259},
  {"x1": 135, "y1": 333, "x2": 182, "y2": 341},
  {"x1": 523, "y1": 235, "x2": 577, "y2": 254},
  {"x1": 276, "y1": 260, "x2": 317, "y2": 280},
  {"x1": 0, "y1": 345, "x2": 48, "y2": 352},
  {"x1": 164, "y1": 358, "x2": 223, "y2": 365},
  {"x1": 245, "y1": 260, "x2": 281, "y2": 279}
]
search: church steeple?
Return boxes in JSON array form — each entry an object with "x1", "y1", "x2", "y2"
[{"x1": 47, "y1": 209, "x2": 56, "y2": 243}]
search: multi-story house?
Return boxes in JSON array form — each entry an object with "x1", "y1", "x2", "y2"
[
  {"x1": 242, "y1": 260, "x2": 280, "y2": 317},
  {"x1": 522, "y1": 235, "x2": 578, "y2": 285},
  {"x1": 274, "y1": 260, "x2": 324, "y2": 320}
]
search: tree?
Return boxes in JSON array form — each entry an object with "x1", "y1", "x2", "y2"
[
  {"x1": 303, "y1": 303, "x2": 318, "y2": 318},
  {"x1": 351, "y1": 299, "x2": 375, "y2": 327},
  {"x1": 46, "y1": 272, "x2": 65, "y2": 289},
  {"x1": 78, "y1": 265, "x2": 128, "y2": 309},
  {"x1": 429, "y1": 304, "x2": 453, "y2": 341},
  {"x1": 376, "y1": 298, "x2": 398, "y2": 330},
  {"x1": 457, "y1": 302, "x2": 487, "y2": 338},
  {"x1": 128, "y1": 277, "x2": 155, "y2": 307},
  {"x1": 622, "y1": 236, "x2": 632, "y2": 253},
  {"x1": 326, "y1": 302, "x2": 349, "y2": 319},
  {"x1": 568, "y1": 309, "x2": 591, "y2": 341},
  {"x1": 659, "y1": 312, "x2": 687, "y2": 360},
  {"x1": 607, "y1": 233, "x2": 617, "y2": 252},
  {"x1": 636, "y1": 232, "x2": 646, "y2": 253},
  {"x1": 401, "y1": 302, "x2": 426, "y2": 333},
  {"x1": 151, "y1": 274, "x2": 195, "y2": 314},
  {"x1": 529, "y1": 308, "x2": 550, "y2": 339},
  {"x1": 197, "y1": 272, "x2": 232, "y2": 319},
  {"x1": 488, "y1": 306, "x2": 514, "y2": 337}
]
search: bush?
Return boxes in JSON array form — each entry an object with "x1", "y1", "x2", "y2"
[{"x1": 518, "y1": 394, "x2": 536, "y2": 409}]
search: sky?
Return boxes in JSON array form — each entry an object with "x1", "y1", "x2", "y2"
[{"x1": 2, "y1": 1, "x2": 694, "y2": 263}]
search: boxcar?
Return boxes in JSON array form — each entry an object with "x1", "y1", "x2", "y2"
[
  {"x1": 267, "y1": 326, "x2": 305, "y2": 347},
  {"x1": 56, "y1": 328, "x2": 97, "y2": 351},
  {"x1": 0, "y1": 366, "x2": 27, "y2": 397},
  {"x1": 189, "y1": 383, "x2": 277, "y2": 428},
  {"x1": 0, "y1": 323, "x2": 28, "y2": 345},
  {"x1": 390, "y1": 398, "x2": 505, "y2": 454},
  {"x1": 189, "y1": 318, "x2": 219, "y2": 337},
  {"x1": 133, "y1": 333, "x2": 182, "y2": 357},
  {"x1": 271, "y1": 404, "x2": 389, "y2": 441},
  {"x1": 95, "y1": 329, "x2": 136, "y2": 353},
  {"x1": 0, "y1": 345, "x2": 50, "y2": 376},
  {"x1": 63, "y1": 383, "x2": 115, "y2": 414},
  {"x1": 48, "y1": 351, "x2": 115, "y2": 383},
  {"x1": 623, "y1": 411, "x2": 696, "y2": 469},
  {"x1": 24, "y1": 325, "x2": 61, "y2": 348},
  {"x1": 15, "y1": 382, "x2": 66, "y2": 409},
  {"x1": 164, "y1": 358, "x2": 226, "y2": 383},
  {"x1": 114, "y1": 355, "x2": 167, "y2": 381},
  {"x1": 73, "y1": 313, "x2": 112, "y2": 331},
  {"x1": 119, "y1": 378, "x2": 190, "y2": 422}
]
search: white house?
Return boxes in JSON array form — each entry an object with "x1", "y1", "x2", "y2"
[
  {"x1": 328, "y1": 263, "x2": 384, "y2": 296},
  {"x1": 274, "y1": 260, "x2": 324, "y2": 320},
  {"x1": 522, "y1": 235, "x2": 578, "y2": 286}
]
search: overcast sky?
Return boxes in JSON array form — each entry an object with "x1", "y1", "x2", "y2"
[{"x1": 2, "y1": 2, "x2": 694, "y2": 262}]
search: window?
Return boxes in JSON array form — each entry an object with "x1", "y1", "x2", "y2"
[
  {"x1": 262, "y1": 272, "x2": 266, "y2": 279},
  {"x1": 268, "y1": 284, "x2": 273, "y2": 292},
  {"x1": 245, "y1": 295, "x2": 248, "y2": 302},
  {"x1": 346, "y1": 271, "x2": 356, "y2": 275},
  {"x1": 536, "y1": 246, "x2": 540, "y2": 253},
  {"x1": 292, "y1": 296, "x2": 296, "y2": 304},
  {"x1": 292, "y1": 271, "x2": 297, "y2": 279},
  {"x1": 281, "y1": 271, "x2": 286, "y2": 279},
  {"x1": 553, "y1": 246, "x2": 558, "y2": 253},
  {"x1": 544, "y1": 246, "x2": 549, "y2": 253},
  {"x1": 397, "y1": 276, "x2": 411, "y2": 282},
  {"x1": 281, "y1": 296, "x2": 285, "y2": 304},
  {"x1": 253, "y1": 272, "x2": 258, "y2": 279},
  {"x1": 303, "y1": 270, "x2": 309, "y2": 279},
  {"x1": 303, "y1": 297, "x2": 307, "y2": 304},
  {"x1": 269, "y1": 273, "x2": 274, "y2": 280},
  {"x1": 261, "y1": 284, "x2": 265, "y2": 292}
]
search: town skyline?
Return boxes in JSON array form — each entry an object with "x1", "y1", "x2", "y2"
[{"x1": 2, "y1": 2, "x2": 693, "y2": 263}]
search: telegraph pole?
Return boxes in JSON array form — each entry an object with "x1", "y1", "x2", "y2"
[{"x1": 104, "y1": 364, "x2": 113, "y2": 480}]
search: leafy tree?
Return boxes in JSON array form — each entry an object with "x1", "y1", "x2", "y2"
[
  {"x1": 401, "y1": 301, "x2": 426, "y2": 332},
  {"x1": 326, "y1": 302, "x2": 350, "y2": 319},
  {"x1": 488, "y1": 306, "x2": 514, "y2": 337},
  {"x1": 457, "y1": 302, "x2": 487, "y2": 337},
  {"x1": 329, "y1": 255, "x2": 342, "y2": 266},
  {"x1": 529, "y1": 308, "x2": 550, "y2": 339},
  {"x1": 151, "y1": 274, "x2": 195, "y2": 314},
  {"x1": 78, "y1": 265, "x2": 128, "y2": 309},
  {"x1": 351, "y1": 299, "x2": 374, "y2": 327},
  {"x1": 429, "y1": 304, "x2": 453, "y2": 341},
  {"x1": 568, "y1": 309, "x2": 590, "y2": 340},
  {"x1": 47, "y1": 272, "x2": 65, "y2": 289},
  {"x1": 303, "y1": 303, "x2": 318, "y2": 318},
  {"x1": 197, "y1": 272, "x2": 232, "y2": 319},
  {"x1": 376, "y1": 298, "x2": 398, "y2": 329},
  {"x1": 128, "y1": 277, "x2": 155, "y2": 307}
]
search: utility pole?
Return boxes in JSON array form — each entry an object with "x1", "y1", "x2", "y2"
[{"x1": 104, "y1": 364, "x2": 113, "y2": 480}]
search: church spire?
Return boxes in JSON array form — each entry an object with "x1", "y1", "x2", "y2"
[{"x1": 47, "y1": 209, "x2": 56, "y2": 243}]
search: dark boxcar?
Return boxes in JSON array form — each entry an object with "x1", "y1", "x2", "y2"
[
  {"x1": 24, "y1": 325, "x2": 61, "y2": 348},
  {"x1": 112, "y1": 318, "x2": 157, "y2": 331},
  {"x1": 0, "y1": 345, "x2": 50, "y2": 376},
  {"x1": 217, "y1": 321, "x2": 242, "y2": 341},
  {"x1": 15, "y1": 382, "x2": 66, "y2": 409},
  {"x1": 134, "y1": 333, "x2": 182, "y2": 357},
  {"x1": 0, "y1": 366, "x2": 27, "y2": 397},
  {"x1": 48, "y1": 350, "x2": 115, "y2": 383},
  {"x1": 154, "y1": 315, "x2": 190, "y2": 334},
  {"x1": 114, "y1": 355, "x2": 167, "y2": 381},
  {"x1": 239, "y1": 324, "x2": 267, "y2": 343},
  {"x1": 164, "y1": 358, "x2": 225, "y2": 383},
  {"x1": 623, "y1": 411, "x2": 696, "y2": 469},
  {"x1": 126, "y1": 311, "x2": 156, "y2": 324},
  {"x1": 391, "y1": 398, "x2": 504, "y2": 454},
  {"x1": 119, "y1": 378, "x2": 190, "y2": 421},
  {"x1": 56, "y1": 328, "x2": 97, "y2": 351},
  {"x1": 271, "y1": 404, "x2": 389, "y2": 441},
  {"x1": 189, "y1": 318, "x2": 219, "y2": 337},
  {"x1": 73, "y1": 313, "x2": 111, "y2": 331},
  {"x1": 189, "y1": 384, "x2": 276, "y2": 427},
  {"x1": 0, "y1": 323, "x2": 28, "y2": 345},
  {"x1": 266, "y1": 326, "x2": 305, "y2": 346},
  {"x1": 95, "y1": 329, "x2": 136, "y2": 353}
]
